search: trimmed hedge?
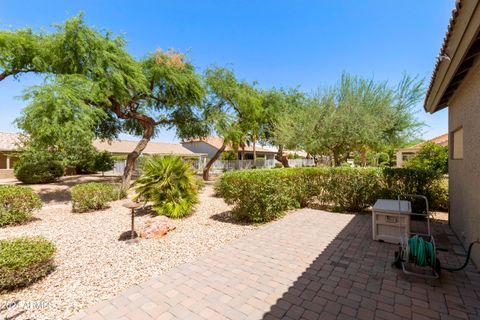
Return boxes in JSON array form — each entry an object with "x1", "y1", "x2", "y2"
[
  {"x1": 0, "y1": 236, "x2": 56, "y2": 291},
  {"x1": 70, "y1": 182, "x2": 126, "y2": 213},
  {"x1": 15, "y1": 160, "x2": 64, "y2": 184},
  {"x1": 216, "y1": 167, "x2": 447, "y2": 223},
  {"x1": 0, "y1": 185, "x2": 42, "y2": 227}
]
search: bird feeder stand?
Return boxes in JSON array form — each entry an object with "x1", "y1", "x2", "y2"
[{"x1": 122, "y1": 201, "x2": 141, "y2": 244}]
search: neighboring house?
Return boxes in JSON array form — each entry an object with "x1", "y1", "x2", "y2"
[
  {"x1": 0, "y1": 132, "x2": 20, "y2": 179},
  {"x1": 395, "y1": 134, "x2": 448, "y2": 167},
  {"x1": 0, "y1": 132, "x2": 204, "y2": 178},
  {"x1": 182, "y1": 136, "x2": 278, "y2": 160},
  {"x1": 92, "y1": 139, "x2": 201, "y2": 158},
  {"x1": 424, "y1": 0, "x2": 480, "y2": 268}
]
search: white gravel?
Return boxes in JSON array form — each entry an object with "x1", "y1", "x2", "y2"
[{"x1": 0, "y1": 182, "x2": 257, "y2": 320}]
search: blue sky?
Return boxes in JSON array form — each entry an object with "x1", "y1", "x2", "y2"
[{"x1": 1, "y1": 0, "x2": 453, "y2": 143}]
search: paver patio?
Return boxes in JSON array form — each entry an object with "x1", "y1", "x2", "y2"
[{"x1": 73, "y1": 209, "x2": 480, "y2": 320}]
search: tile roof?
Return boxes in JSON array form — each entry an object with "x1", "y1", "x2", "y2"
[
  {"x1": 0, "y1": 132, "x2": 202, "y2": 156},
  {"x1": 92, "y1": 139, "x2": 200, "y2": 156},
  {"x1": 425, "y1": 0, "x2": 463, "y2": 105},
  {"x1": 183, "y1": 137, "x2": 278, "y2": 153},
  {"x1": 398, "y1": 133, "x2": 449, "y2": 152},
  {"x1": 0, "y1": 132, "x2": 21, "y2": 151}
]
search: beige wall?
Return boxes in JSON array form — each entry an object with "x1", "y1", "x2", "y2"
[
  {"x1": 448, "y1": 58, "x2": 480, "y2": 269},
  {"x1": 0, "y1": 169, "x2": 14, "y2": 179}
]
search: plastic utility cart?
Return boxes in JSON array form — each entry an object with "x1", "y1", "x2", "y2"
[{"x1": 372, "y1": 199, "x2": 411, "y2": 244}]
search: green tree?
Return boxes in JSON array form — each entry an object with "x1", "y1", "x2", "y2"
[
  {"x1": 4, "y1": 15, "x2": 207, "y2": 187},
  {"x1": 92, "y1": 151, "x2": 115, "y2": 176},
  {"x1": 259, "y1": 88, "x2": 306, "y2": 167},
  {"x1": 275, "y1": 73, "x2": 424, "y2": 166},
  {"x1": 404, "y1": 142, "x2": 448, "y2": 174},
  {"x1": 15, "y1": 76, "x2": 104, "y2": 171},
  {"x1": 202, "y1": 67, "x2": 262, "y2": 180}
]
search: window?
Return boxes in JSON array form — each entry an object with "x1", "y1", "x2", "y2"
[{"x1": 451, "y1": 127, "x2": 463, "y2": 160}]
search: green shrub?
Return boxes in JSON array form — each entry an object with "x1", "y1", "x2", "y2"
[
  {"x1": 70, "y1": 182, "x2": 126, "y2": 212},
  {"x1": 15, "y1": 160, "x2": 64, "y2": 184},
  {"x1": 112, "y1": 155, "x2": 127, "y2": 161},
  {"x1": 133, "y1": 156, "x2": 198, "y2": 218},
  {"x1": 216, "y1": 166, "x2": 448, "y2": 222},
  {"x1": 322, "y1": 167, "x2": 382, "y2": 211},
  {"x1": 0, "y1": 185, "x2": 42, "y2": 227},
  {"x1": 0, "y1": 237, "x2": 56, "y2": 291},
  {"x1": 216, "y1": 168, "x2": 305, "y2": 222},
  {"x1": 220, "y1": 151, "x2": 237, "y2": 160},
  {"x1": 92, "y1": 151, "x2": 115, "y2": 175},
  {"x1": 404, "y1": 142, "x2": 448, "y2": 174},
  {"x1": 274, "y1": 162, "x2": 283, "y2": 168},
  {"x1": 195, "y1": 176, "x2": 205, "y2": 191},
  {"x1": 430, "y1": 178, "x2": 448, "y2": 211},
  {"x1": 381, "y1": 167, "x2": 446, "y2": 212}
]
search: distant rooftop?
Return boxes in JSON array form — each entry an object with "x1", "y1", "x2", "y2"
[
  {"x1": 398, "y1": 133, "x2": 448, "y2": 152},
  {"x1": 0, "y1": 132, "x2": 200, "y2": 156},
  {"x1": 93, "y1": 139, "x2": 200, "y2": 156},
  {"x1": 0, "y1": 132, "x2": 21, "y2": 151},
  {"x1": 183, "y1": 136, "x2": 278, "y2": 153}
]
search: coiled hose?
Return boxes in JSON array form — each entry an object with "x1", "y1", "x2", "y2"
[
  {"x1": 407, "y1": 236, "x2": 480, "y2": 272},
  {"x1": 408, "y1": 235, "x2": 436, "y2": 268}
]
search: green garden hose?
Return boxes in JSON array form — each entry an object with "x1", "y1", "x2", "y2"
[{"x1": 408, "y1": 235, "x2": 436, "y2": 268}]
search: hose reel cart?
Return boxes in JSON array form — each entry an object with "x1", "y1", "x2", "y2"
[{"x1": 391, "y1": 194, "x2": 442, "y2": 279}]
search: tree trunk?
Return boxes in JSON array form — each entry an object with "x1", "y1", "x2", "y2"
[
  {"x1": 233, "y1": 147, "x2": 240, "y2": 170},
  {"x1": 332, "y1": 152, "x2": 340, "y2": 167},
  {"x1": 122, "y1": 124, "x2": 155, "y2": 188},
  {"x1": 203, "y1": 142, "x2": 226, "y2": 181},
  {"x1": 275, "y1": 145, "x2": 289, "y2": 167},
  {"x1": 360, "y1": 148, "x2": 367, "y2": 167},
  {"x1": 252, "y1": 135, "x2": 257, "y2": 162},
  {"x1": 0, "y1": 72, "x2": 9, "y2": 82}
]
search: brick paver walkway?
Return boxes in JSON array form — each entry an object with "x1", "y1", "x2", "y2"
[{"x1": 74, "y1": 209, "x2": 480, "y2": 320}]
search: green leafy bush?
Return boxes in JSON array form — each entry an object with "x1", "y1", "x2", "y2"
[
  {"x1": 430, "y1": 178, "x2": 448, "y2": 211},
  {"x1": 217, "y1": 168, "x2": 307, "y2": 222},
  {"x1": 15, "y1": 160, "x2": 64, "y2": 184},
  {"x1": 0, "y1": 237, "x2": 56, "y2": 291},
  {"x1": 70, "y1": 182, "x2": 126, "y2": 212},
  {"x1": 0, "y1": 185, "x2": 42, "y2": 227},
  {"x1": 381, "y1": 167, "x2": 446, "y2": 211},
  {"x1": 195, "y1": 176, "x2": 205, "y2": 191},
  {"x1": 220, "y1": 151, "x2": 237, "y2": 160},
  {"x1": 322, "y1": 167, "x2": 382, "y2": 211},
  {"x1": 404, "y1": 142, "x2": 448, "y2": 174},
  {"x1": 92, "y1": 151, "x2": 115, "y2": 175},
  {"x1": 216, "y1": 166, "x2": 448, "y2": 222},
  {"x1": 133, "y1": 156, "x2": 198, "y2": 218}
]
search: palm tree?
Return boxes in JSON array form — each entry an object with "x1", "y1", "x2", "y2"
[{"x1": 133, "y1": 155, "x2": 198, "y2": 218}]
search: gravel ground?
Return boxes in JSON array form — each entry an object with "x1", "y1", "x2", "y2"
[{"x1": 0, "y1": 181, "x2": 257, "y2": 320}]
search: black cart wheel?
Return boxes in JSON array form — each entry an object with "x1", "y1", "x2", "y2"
[
  {"x1": 393, "y1": 246, "x2": 403, "y2": 269},
  {"x1": 435, "y1": 258, "x2": 441, "y2": 277}
]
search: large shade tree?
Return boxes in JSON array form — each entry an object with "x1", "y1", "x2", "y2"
[
  {"x1": 275, "y1": 73, "x2": 424, "y2": 166},
  {"x1": 2, "y1": 14, "x2": 208, "y2": 187},
  {"x1": 15, "y1": 76, "x2": 106, "y2": 171},
  {"x1": 201, "y1": 67, "x2": 262, "y2": 180},
  {"x1": 259, "y1": 88, "x2": 306, "y2": 167}
]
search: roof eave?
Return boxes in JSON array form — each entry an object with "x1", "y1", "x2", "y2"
[{"x1": 425, "y1": 1, "x2": 480, "y2": 113}]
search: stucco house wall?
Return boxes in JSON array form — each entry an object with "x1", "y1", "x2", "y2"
[
  {"x1": 0, "y1": 152, "x2": 18, "y2": 179},
  {"x1": 182, "y1": 142, "x2": 219, "y2": 159},
  {"x1": 447, "y1": 58, "x2": 480, "y2": 267}
]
